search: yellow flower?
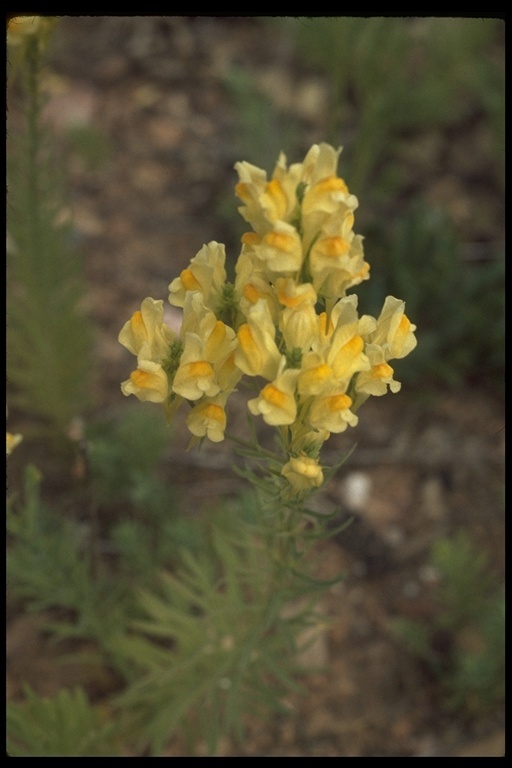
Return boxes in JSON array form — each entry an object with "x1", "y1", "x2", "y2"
[
  {"x1": 298, "y1": 352, "x2": 335, "y2": 396},
  {"x1": 248, "y1": 362, "x2": 299, "y2": 426},
  {"x1": 173, "y1": 348, "x2": 218, "y2": 400},
  {"x1": 172, "y1": 300, "x2": 237, "y2": 401},
  {"x1": 307, "y1": 390, "x2": 358, "y2": 433},
  {"x1": 234, "y1": 248, "x2": 280, "y2": 322},
  {"x1": 119, "y1": 297, "x2": 176, "y2": 360},
  {"x1": 235, "y1": 299, "x2": 281, "y2": 380},
  {"x1": 121, "y1": 358, "x2": 169, "y2": 403},
  {"x1": 353, "y1": 344, "x2": 402, "y2": 398},
  {"x1": 168, "y1": 241, "x2": 227, "y2": 311},
  {"x1": 282, "y1": 454, "x2": 324, "y2": 495},
  {"x1": 234, "y1": 153, "x2": 302, "y2": 234},
  {"x1": 257, "y1": 221, "x2": 303, "y2": 274},
  {"x1": 7, "y1": 15, "x2": 57, "y2": 72},
  {"x1": 368, "y1": 296, "x2": 417, "y2": 360},
  {"x1": 6, "y1": 431, "x2": 23, "y2": 456},
  {"x1": 276, "y1": 278, "x2": 318, "y2": 351},
  {"x1": 301, "y1": 143, "x2": 342, "y2": 185},
  {"x1": 8, "y1": 16, "x2": 42, "y2": 40},
  {"x1": 7, "y1": 16, "x2": 56, "y2": 44},
  {"x1": 300, "y1": 143, "x2": 359, "y2": 252},
  {"x1": 310, "y1": 230, "x2": 369, "y2": 300},
  {"x1": 186, "y1": 396, "x2": 228, "y2": 443}
]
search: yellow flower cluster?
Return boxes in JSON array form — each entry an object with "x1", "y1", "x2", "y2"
[
  {"x1": 119, "y1": 143, "x2": 416, "y2": 495},
  {"x1": 6, "y1": 432, "x2": 23, "y2": 456},
  {"x1": 7, "y1": 15, "x2": 57, "y2": 49}
]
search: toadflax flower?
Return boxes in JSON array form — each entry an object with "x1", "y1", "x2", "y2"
[
  {"x1": 281, "y1": 454, "x2": 324, "y2": 495},
  {"x1": 119, "y1": 298, "x2": 178, "y2": 404},
  {"x1": 119, "y1": 142, "x2": 417, "y2": 496},
  {"x1": 6, "y1": 431, "x2": 23, "y2": 456}
]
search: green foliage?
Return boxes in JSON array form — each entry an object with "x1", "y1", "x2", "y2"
[
  {"x1": 7, "y1": 458, "x2": 333, "y2": 756},
  {"x1": 7, "y1": 685, "x2": 120, "y2": 756},
  {"x1": 224, "y1": 65, "x2": 300, "y2": 172},
  {"x1": 86, "y1": 405, "x2": 172, "y2": 508},
  {"x1": 85, "y1": 405, "x2": 203, "y2": 570},
  {"x1": 114, "y1": 508, "x2": 322, "y2": 756},
  {"x1": 394, "y1": 531, "x2": 505, "y2": 717},
  {"x1": 355, "y1": 202, "x2": 505, "y2": 390},
  {"x1": 65, "y1": 123, "x2": 112, "y2": 172},
  {"x1": 7, "y1": 465, "x2": 131, "y2": 652},
  {"x1": 7, "y1": 26, "x2": 93, "y2": 435},
  {"x1": 287, "y1": 17, "x2": 503, "y2": 195}
]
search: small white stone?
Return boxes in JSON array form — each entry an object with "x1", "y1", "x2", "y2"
[{"x1": 341, "y1": 471, "x2": 372, "y2": 511}]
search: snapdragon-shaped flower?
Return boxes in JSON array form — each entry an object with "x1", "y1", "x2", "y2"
[
  {"x1": 235, "y1": 299, "x2": 281, "y2": 380},
  {"x1": 168, "y1": 241, "x2": 227, "y2": 313},
  {"x1": 354, "y1": 344, "x2": 402, "y2": 397},
  {"x1": 281, "y1": 454, "x2": 324, "y2": 496},
  {"x1": 350, "y1": 296, "x2": 417, "y2": 410},
  {"x1": 119, "y1": 297, "x2": 178, "y2": 404},
  {"x1": 186, "y1": 392, "x2": 230, "y2": 444},
  {"x1": 248, "y1": 358, "x2": 300, "y2": 426},
  {"x1": 250, "y1": 222, "x2": 304, "y2": 276},
  {"x1": 6, "y1": 431, "x2": 23, "y2": 456},
  {"x1": 234, "y1": 246, "x2": 280, "y2": 323},
  {"x1": 366, "y1": 296, "x2": 418, "y2": 360},
  {"x1": 276, "y1": 278, "x2": 318, "y2": 352},
  {"x1": 308, "y1": 214, "x2": 369, "y2": 300},
  {"x1": 173, "y1": 295, "x2": 238, "y2": 401},
  {"x1": 235, "y1": 153, "x2": 302, "y2": 234},
  {"x1": 300, "y1": 143, "x2": 359, "y2": 253}
]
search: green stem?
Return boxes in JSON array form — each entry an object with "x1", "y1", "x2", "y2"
[
  {"x1": 224, "y1": 431, "x2": 284, "y2": 464},
  {"x1": 25, "y1": 36, "x2": 42, "y2": 261}
]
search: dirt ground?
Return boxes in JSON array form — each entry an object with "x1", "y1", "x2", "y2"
[{"x1": 6, "y1": 17, "x2": 505, "y2": 756}]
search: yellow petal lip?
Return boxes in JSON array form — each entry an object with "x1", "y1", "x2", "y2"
[
  {"x1": 299, "y1": 363, "x2": 333, "y2": 395},
  {"x1": 202, "y1": 403, "x2": 225, "y2": 422},
  {"x1": 130, "y1": 310, "x2": 144, "y2": 333},
  {"x1": 130, "y1": 369, "x2": 163, "y2": 390},
  {"x1": 371, "y1": 362, "x2": 394, "y2": 379},
  {"x1": 320, "y1": 236, "x2": 350, "y2": 258},
  {"x1": 241, "y1": 232, "x2": 261, "y2": 246},
  {"x1": 341, "y1": 335, "x2": 364, "y2": 356},
  {"x1": 235, "y1": 181, "x2": 250, "y2": 201},
  {"x1": 264, "y1": 231, "x2": 296, "y2": 253},
  {"x1": 187, "y1": 361, "x2": 214, "y2": 378},
  {"x1": 243, "y1": 283, "x2": 265, "y2": 304},
  {"x1": 314, "y1": 175, "x2": 349, "y2": 195},
  {"x1": 261, "y1": 384, "x2": 286, "y2": 407},
  {"x1": 180, "y1": 268, "x2": 201, "y2": 291},
  {"x1": 237, "y1": 324, "x2": 258, "y2": 354},
  {"x1": 328, "y1": 393, "x2": 352, "y2": 411}
]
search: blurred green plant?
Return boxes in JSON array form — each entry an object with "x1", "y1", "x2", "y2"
[
  {"x1": 7, "y1": 684, "x2": 120, "y2": 757},
  {"x1": 7, "y1": 17, "x2": 93, "y2": 437},
  {"x1": 393, "y1": 530, "x2": 505, "y2": 717},
  {"x1": 224, "y1": 65, "x2": 300, "y2": 171},
  {"x1": 85, "y1": 405, "x2": 203, "y2": 571},
  {"x1": 114, "y1": 505, "x2": 330, "y2": 756},
  {"x1": 286, "y1": 17, "x2": 504, "y2": 197},
  {"x1": 65, "y1": 123, "x2": 112, "y2": 172},
  {"x1": 354, "y1": 201, "x2": 505, "y2": 390},
  {"x1": 6, "y1": 464, "x2": 131, "y2": 655},
  {"x1": 6, "y1": 402, "x2": 201, "y2": 646}
]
